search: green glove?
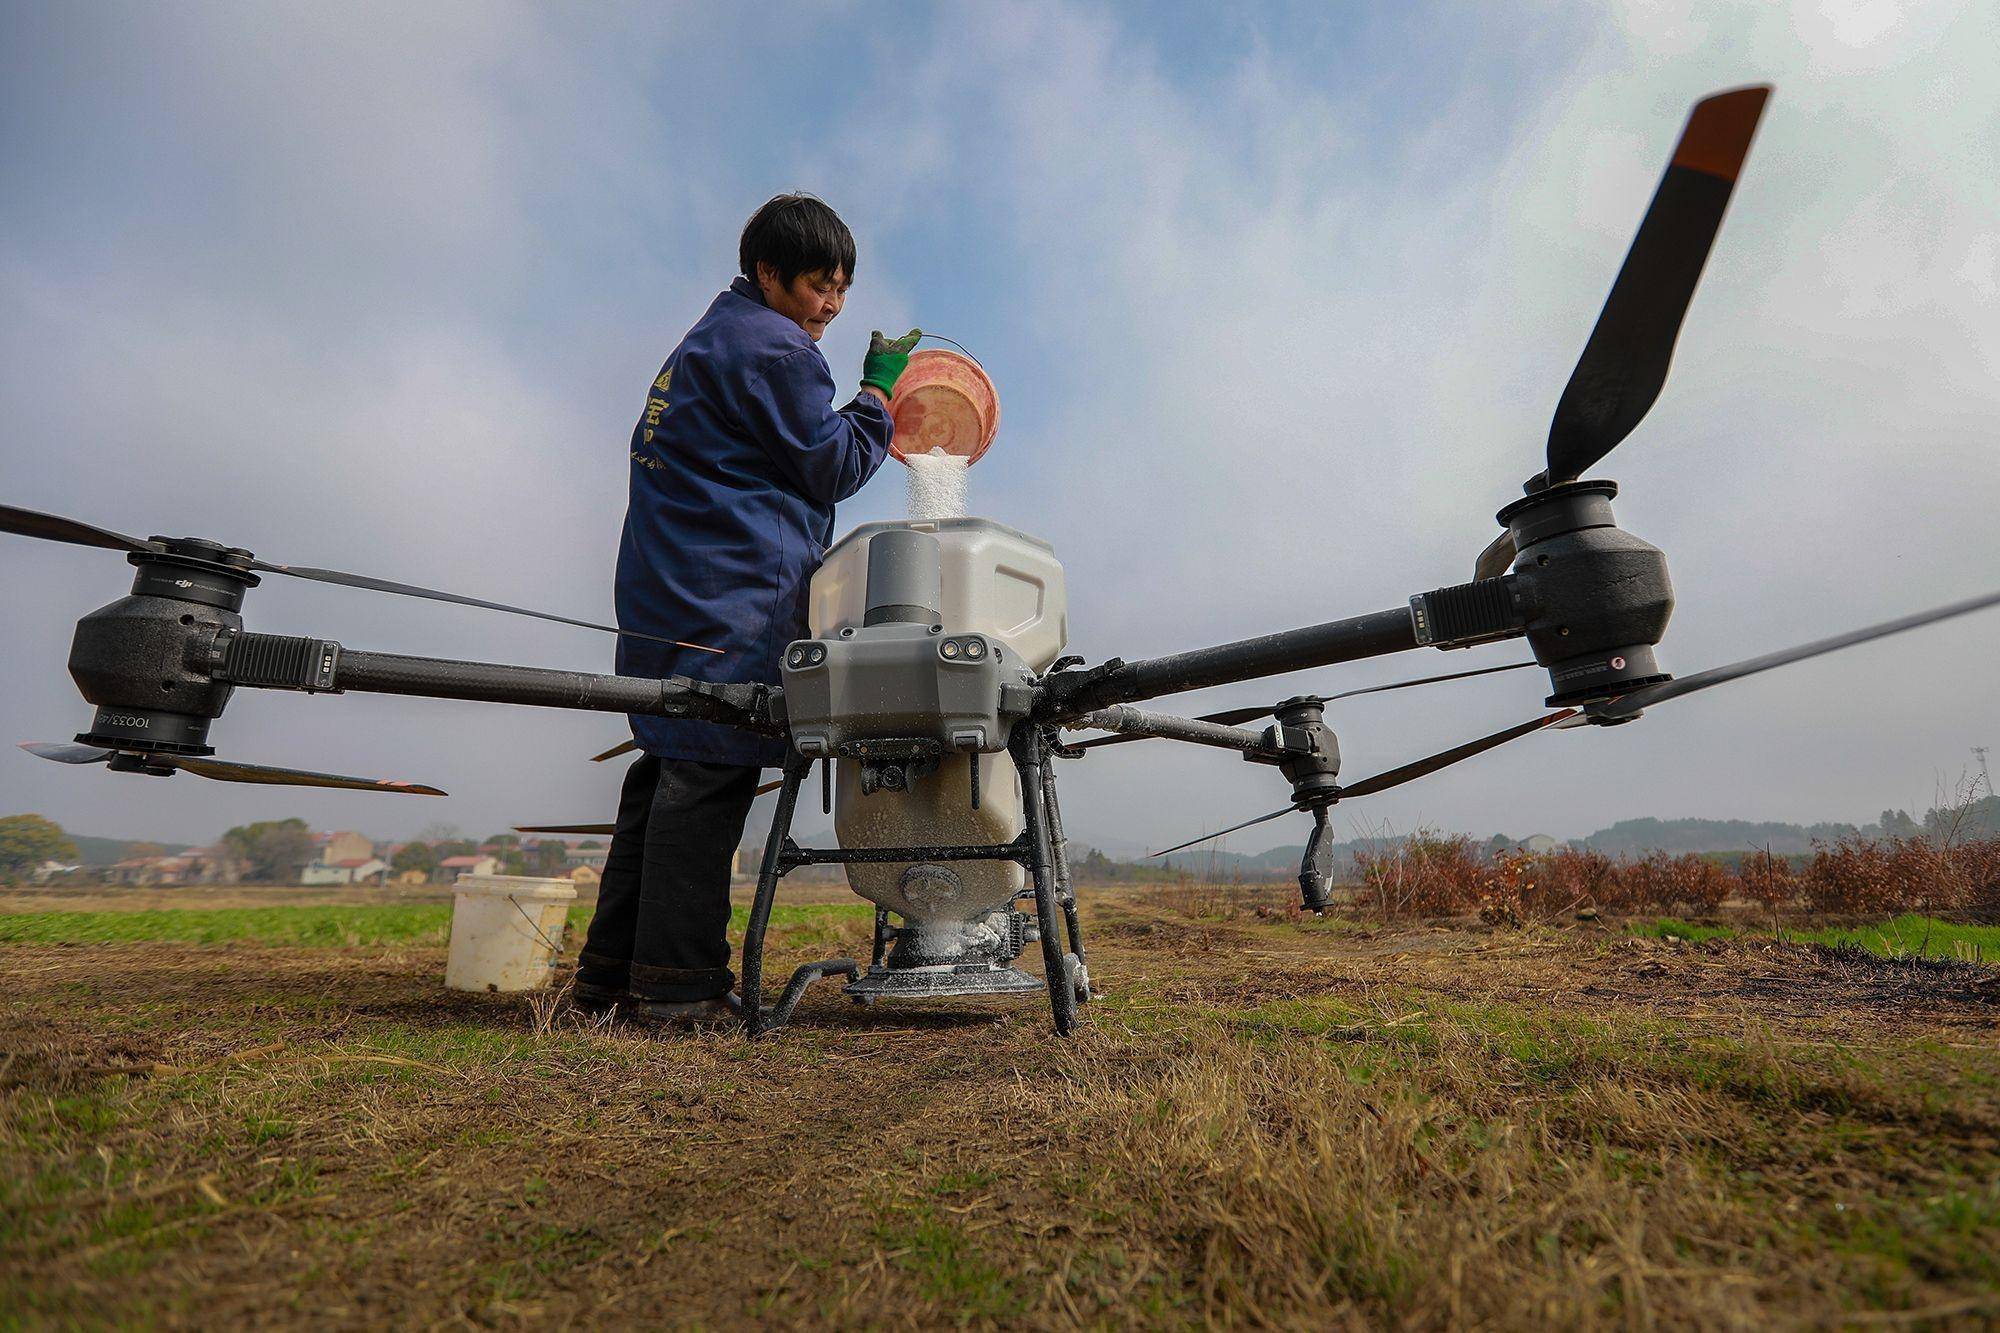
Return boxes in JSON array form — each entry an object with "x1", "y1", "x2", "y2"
[{"x1": 861, "y1": 328, "x2": 922, "y2": 398}]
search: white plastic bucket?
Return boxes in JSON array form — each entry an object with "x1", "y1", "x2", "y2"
[{"x1": 444, "y1": 874, "x2": 577, "y2": 993}]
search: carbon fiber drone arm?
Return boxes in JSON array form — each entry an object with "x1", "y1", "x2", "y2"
[
  {"x1": 1039, "y1": 584, "x2": 1524, "y2": 720},
  {"x1": 210, "y1": 630, "x2": 780, "y2": 734}
]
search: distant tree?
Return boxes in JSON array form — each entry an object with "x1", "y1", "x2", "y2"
[
  {"x1": 0, "y1": 815, "x2": 79, "y2": 878},
  {"x1": 1487, "y1": 833, "x2": 1515, "y2": 855},
  {"x1": 484, "y1": 834, "x2": 521, "y2": 851},
  {"x1": 430, "y1": 839, "x2": 478, "y2": 860},
  {"x1": 498, "y1": 851, "x2": 531, "y2": 875},
  {"x1": 124, "y1": 841, "x2": 164, "y2": 861},
  {"x1": 528, "y1": 841, "x2": 570, "y2": 876},
  {"x1": 1879, "y1": 809, "x2": 1922, "y2": 838},
  {"x1": 416, "y1": 822, "x2": 462, "y2": 843},
  {"x1": 578, "y1": 840, "x2": 604, "y2": 850},
  {"x1": 221, "y1": 818, "x2": 314, "y2": 883},
  {"x1": 391, "y1": 842, "x2": 437, "y2": 877}
]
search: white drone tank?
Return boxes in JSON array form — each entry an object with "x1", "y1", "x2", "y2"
[{"x1": 807, "y1": 517, "x2": 1067, "y2": 925}]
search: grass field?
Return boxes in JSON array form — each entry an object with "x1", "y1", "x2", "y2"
[
  {"x1": 1631, "y1": 913, "x2": 2000, "y2": 962},
  {"x1": 3, "y1": 885, "x2": 1997, "y2": 1329}
]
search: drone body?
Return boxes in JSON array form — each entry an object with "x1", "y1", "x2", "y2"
[
  {"x1": 15, "y1": 83, "x2": 2000, "y2": 1038},
  {"x1": 789, "y1": 517, "x2": 1070, "y2": 1002}
]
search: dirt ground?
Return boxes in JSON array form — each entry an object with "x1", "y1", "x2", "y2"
[{"x1": 3, "y1": 883, "x2": 1997, "y2": 1329}]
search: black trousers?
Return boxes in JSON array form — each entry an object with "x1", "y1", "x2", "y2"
[{"x1": 575, "y1": 754, "x2": 762, "y2": 1002}]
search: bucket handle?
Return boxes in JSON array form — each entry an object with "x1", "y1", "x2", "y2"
[{"x1": 510, "y1": 896, "x2": 566, "y2": 959}]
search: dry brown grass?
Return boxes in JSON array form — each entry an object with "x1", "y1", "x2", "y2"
[{"x1": 3, "y1": 889, "x2": 1997, "y2": 1329}]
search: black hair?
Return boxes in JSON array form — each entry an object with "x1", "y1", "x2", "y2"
[{"x1": 739, "y1": 194, "x2": 856, "y2": 287}]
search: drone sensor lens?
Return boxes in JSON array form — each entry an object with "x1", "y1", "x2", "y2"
[
  {"x1": 787, "y1": 647, "x2": 805, "y2": 668},
  {"x1": 963, "y1": 639, "x2": 985, "y2": 659},
  {"x1": 941, "y1": 640, "x2": 961, "y2": 659},
  {"x1": 808, "y1": 645, "x2": 826, "y2": 665}
]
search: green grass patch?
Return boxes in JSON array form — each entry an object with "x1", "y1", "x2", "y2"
[
  {"x1": 1627, "y1": 914, "x2": 2000, "y2": 962},
  {"x1": 0, "y1": 900, "x2": 870, "y2": 950},
  {"x1": 1787, "y1": 915, "x2": 2000, "y2": 963},
  {"x1": 1627, "y1": 918, "x2": 1737, "y2": 943},
  {"x1": 0, "y1": 904, "x2": 459, "y2": 947},
  {"x1": 868, "y1": 1203, "x2": 1023, "y2": 1319}
]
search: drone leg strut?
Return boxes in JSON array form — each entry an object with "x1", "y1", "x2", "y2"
[
  {"x1": 742, "y1": 752, "x2": 816, "y2": 1038},
  {"x1": 1039, "y1": 747, "x2": 1088, "y2": 1001},
  {"x1": 1013, "y1": 726, "x2": 1077, "y2": 1036}
]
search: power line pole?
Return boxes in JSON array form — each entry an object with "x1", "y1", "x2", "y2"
[{"x1": 1974, "y1": 746, "x2": 1992, "y2": 798}]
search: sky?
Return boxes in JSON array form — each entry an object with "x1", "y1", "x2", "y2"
[{"x1": 2, "y1": 0, "x2": 1996, "y2": 856}]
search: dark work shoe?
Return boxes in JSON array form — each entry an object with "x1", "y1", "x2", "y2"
[
  {"x1": 570, "y1": 979, "x2": 628, "y2": 1018},
  {"x1": 629, "y1": 992, "x2": 743, "y2": 1031}
]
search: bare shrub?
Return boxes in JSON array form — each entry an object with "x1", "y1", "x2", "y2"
[
  {"x1": 1354, "y1": 832, "x2": 1483, "y2": 919},
  {"x1": 1803, "y1": 839, "x2": 1899, "y2": 915},
  {"x1": 1736, "y1": 849, "x2": 1795, "y2": 909},
  {"x1": 1547, "y1": 848, "x2": 1623, "y2": 911},
  {"x1": 1958, "y1": 838, "x2": 2000, "y2": 918},
  {"x1": 1885, "y1": 836, "x2": 1965, "y2": 914},
  {"x1": 1673, "y1": 854, "x2": 1733, "y2": 915}
]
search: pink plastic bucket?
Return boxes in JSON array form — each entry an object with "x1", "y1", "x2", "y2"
[{"x1": 887, "y1": 349, "x2": 1000, "y2": 465}]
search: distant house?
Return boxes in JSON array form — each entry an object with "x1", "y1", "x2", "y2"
[
  {"x1": 301, "y1": 857, "x2": 390, "y2": 886},
  {"x1": 438, "y1": 855, "x2": 501, "y2": 883},
  {"x1": 566, "y1": 864, "x2": 601, "y2": 890},
  {"x1": 102, "y1": 854, "x2": 200, "y2": 886},
  {"x1": 564, "y1": 846, "x2": 609, "y2": 873},
  {"x1": 313, "y1": 830, "x2": 376, "y2": 864}
]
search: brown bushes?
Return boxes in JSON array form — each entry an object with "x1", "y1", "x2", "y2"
[{"x1": 1346, "y1": 833, "x2": 2000, "y2": 921}]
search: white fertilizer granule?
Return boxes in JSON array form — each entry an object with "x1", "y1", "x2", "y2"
[{"x1": 905, "y1": 448, "x2": 970, "y2": 521}]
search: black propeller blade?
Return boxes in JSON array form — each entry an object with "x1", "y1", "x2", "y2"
[
  {"x1": 19, "y1": 741, "x2": 445, "y2": 795},
  {"x1": 0, "y1": 504, "x2": 160, "y2": 555},
  {"x1": 1472, "y1": 86, "x2": 1771, "y2": 579},
  {"x1": 1334, "y1": 710, "x2": 1580, "y2": 800},
  {"x1": 1, "y1": 501, "x2": 720, "y2": 654},
  {"x1": 1593, "y1": 588, "x2": 2000, "y2": 722},
  {"x1": 1076, "y1": 661, "x2": 1538, "y2": 751},
  {"x1": 1151, "y1": 805, "x2": 1296, "y2": 859},
  {"x1": 242, "y1": 557, "x2": 722, "y2": 655},
  {"x1": 1542, "y1": 85, "x2": 1769, "y2": 487},
  {"x1": 1147, "y1": 709, "x2": 1581, "y2": 857}
]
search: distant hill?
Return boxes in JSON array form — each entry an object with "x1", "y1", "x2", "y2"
[{"x1": 1575, "y1": 818, "x2": 1867, "y2": 858}]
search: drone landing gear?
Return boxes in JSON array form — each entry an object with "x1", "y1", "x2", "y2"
[{"x1": 741, "y1": 727, "x2": 1087, "y2": 1037}]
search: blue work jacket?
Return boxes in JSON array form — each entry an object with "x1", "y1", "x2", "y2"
[{"x1": 615, "y1": 277, "x2": 894, "y2": 766}]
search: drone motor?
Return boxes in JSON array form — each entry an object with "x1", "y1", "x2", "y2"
[{"x1": 66, "y1": 536, "x2": 258, "y2": 758}]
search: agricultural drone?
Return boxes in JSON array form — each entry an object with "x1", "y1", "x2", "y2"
[{"x1": 12, "y1": 86, "x2": 1999, "y2": 1037}]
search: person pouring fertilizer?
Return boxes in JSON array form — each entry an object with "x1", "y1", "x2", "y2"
[{"x1": 578, "y1": 193, "x2": 919, "y2": 1027}]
